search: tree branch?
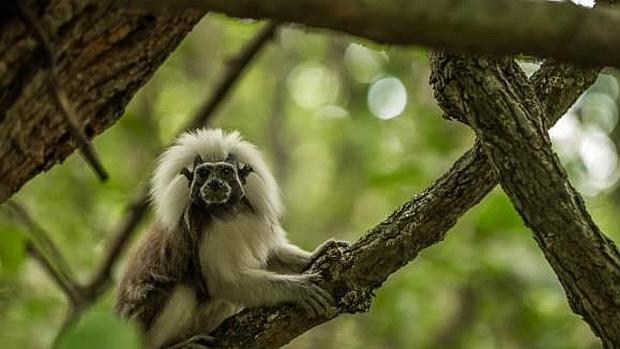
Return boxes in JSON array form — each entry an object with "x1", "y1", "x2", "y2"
[
  {"x1": 0, "y1": 1, "x2": 205, "y2": 203},
  {"x1": 200, "y1": 61, "x2": 600, "y2": 348},
  {"x1": 101, "y1": 0, "x2": 620, "y2": 68},
  {"x1": 430, "y1": 52, "x2": 620, "y2": 347}
]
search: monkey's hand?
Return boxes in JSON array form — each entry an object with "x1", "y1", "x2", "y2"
[
  {"x1": 293, "y1": 273, "x2": 336, "y2": 318},
  {"x1": 307, "y1": 239, "x2": 349, "y2": 269}
]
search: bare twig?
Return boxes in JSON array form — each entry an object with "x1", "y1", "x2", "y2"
[
  {"x1": 25, "y1": 243, "x2": 85, "y2": 306},
  {"x1": 13, "y1": 1, "x2": 109, "y2": 181},
  {"x1": 6, "y1": 201, "x2": 84, "y2": 305},
  {"x1": 84, "y1": 192, "x2": 150, "y2": 298},
  {"x1": 187, "y1": 21, "x2": 279, "y2": 129}
]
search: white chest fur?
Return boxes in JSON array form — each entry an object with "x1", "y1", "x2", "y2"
[{"x1": 199, "y1": 212, "x2": 282, "y2": 296}]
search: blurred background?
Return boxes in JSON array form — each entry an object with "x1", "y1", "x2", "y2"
[{"x1": 1, "y1": 12, "x2": 619, "y2": 349}]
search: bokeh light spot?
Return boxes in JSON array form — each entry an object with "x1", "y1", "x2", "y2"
[
  {"x1": 344, "y1": 43, "x2": 383, "y2": 83},
  {"x1": 287, "y1": 61, "x2": 340, "y2": 109},
  {"x1": 367, "y1": 76, "x2": 407, "y2": 120}
]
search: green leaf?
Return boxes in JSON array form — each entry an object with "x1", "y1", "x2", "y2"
[{"x1": 55, "y1": 310, "x2": 141, "y2": 349}]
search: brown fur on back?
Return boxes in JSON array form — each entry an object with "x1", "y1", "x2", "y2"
[{"x1": 116, "y1": 207, "x2": 209, "y2": 331}]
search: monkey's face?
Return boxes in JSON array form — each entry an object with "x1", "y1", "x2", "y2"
[
  {"x1": 181, "y1": 155, "x2": 253, "y2": 210},
  {"x1": 192, "y1": 162, "x2": 241, "y2": 205}
]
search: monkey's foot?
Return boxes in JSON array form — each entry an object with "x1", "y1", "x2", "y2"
[{"x1": 165, "y1": 335, "x2": 214, "y2": 349}]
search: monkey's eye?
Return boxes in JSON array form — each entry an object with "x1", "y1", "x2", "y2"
[
  {"x1": 197, "y1": 167, "x2": 211, "y2": 177},
  {"x1": 220, "y1": 167, "x2": 233, "y2": 176}
]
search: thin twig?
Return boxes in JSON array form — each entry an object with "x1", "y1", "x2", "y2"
[
  {"x1": 84, "y1": 191, "x2": 150, "y2": 298},
  {"x1": 187, "y1": 21, "x2": 279, "y2": 129},
  {"x1": 13, "y1": 1, "x2": 109, "y2": 181},
  {"x1": 25, "y1": 243, "x2": 85, "y2": 306},
  {"x1": 6, "y1": 201, "x2": 84, "y2": 305},
  {"x1": 6, "y1": 201, "x2": 76, "y2": 281}
]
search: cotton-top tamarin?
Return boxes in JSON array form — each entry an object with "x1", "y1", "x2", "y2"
[{"x1": 116, "y1": 129, "x2": 339, "y2": 348}]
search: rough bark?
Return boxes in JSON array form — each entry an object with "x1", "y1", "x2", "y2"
[
  {"x1": 430, "y1": 52, "x2": 620, "y2": 348},
  {"x1": 203, "y1": 61, "x2": 600, "y2": 348},
  {"x1": 0, "y1": 0, "x2": 205, "y2": 203},
  {"x1": 106, "y1": 0, "x2": 620, "y2": 68}
]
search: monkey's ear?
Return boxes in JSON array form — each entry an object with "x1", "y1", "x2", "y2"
[
  {"x1": 238, "y1": 164, "x2": 254, "y2": 184},
  {"x1": 192, "y1": 155, "x2": 203, "y2": 169},
  {"x1": 180, "y1": 168, "x2": 193, "y2": 183}
]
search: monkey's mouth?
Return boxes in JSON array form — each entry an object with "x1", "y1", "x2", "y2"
[{"x1": 200, "y1": 181, "x2": 232, "y2": 205}]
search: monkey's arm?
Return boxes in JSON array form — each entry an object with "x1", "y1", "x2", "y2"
[{"x1": 266, "y1": 243, "x2": 311, "y2": 274}]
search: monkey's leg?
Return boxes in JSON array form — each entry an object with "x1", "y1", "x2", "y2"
[{"x1": 146, "y1": 285, "x2": 198, "y2": 349}]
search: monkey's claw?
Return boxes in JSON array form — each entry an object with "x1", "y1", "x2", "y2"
[{"x1": 165, "y1": 334, "x2": 215, "y2": 349}]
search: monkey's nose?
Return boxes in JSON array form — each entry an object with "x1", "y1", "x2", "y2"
[{"x1": 208, "y1": 180, "x2": 224, "y2": 190}]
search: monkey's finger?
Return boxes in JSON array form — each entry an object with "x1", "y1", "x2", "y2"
[
  {"x1": 311, "y1": 284, "x2": 334, "y2": 305},
  {"x1": 303, "y1": 273, "x2": 324, "y2": 284},
  {"x1": 304, "y1": 295, "x2": 325, "y2": 318},
  {"x1": 310, "y1": 288, "x2": 334, "y2": 316},
  {"x1": 300, "y1": 298, "x2": 319, "y2": 318}
]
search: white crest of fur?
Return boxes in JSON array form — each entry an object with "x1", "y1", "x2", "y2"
[{"x1": 151, "y1": 128, "x2": 282, "y2": 230}]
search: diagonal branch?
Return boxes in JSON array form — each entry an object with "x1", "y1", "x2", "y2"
[
  {"x1": 202, "y1": 61, "x2": 600, "y2": 348},
  {"x1": 430, "y1": 52, "x2": 620, "y2": 347},
  {"x1": 102, "y1": 0, "x2": 620, "y2": 68}
]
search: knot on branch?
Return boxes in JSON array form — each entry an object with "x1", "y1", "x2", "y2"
[{"x1": 339, "y1": 287, "x2": 374, "y2": 314}]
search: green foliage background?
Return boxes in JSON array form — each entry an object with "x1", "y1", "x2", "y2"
[{"x1": 1, "y1": 15, "x2": 619, "y2": 349}]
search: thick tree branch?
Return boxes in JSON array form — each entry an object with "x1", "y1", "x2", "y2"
[
  {"x1": 0, "y1": 1, "x2": 205, "y2": 203},
  {"x1": 200, "y1": 62, "x2": 600, "y2": 348},
  {"x1": 102, "y1": 0, "x2": 620, "y2": 68},
  {"x1": 430, "y1": 53, "x2": 620, "y2": 347}
]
